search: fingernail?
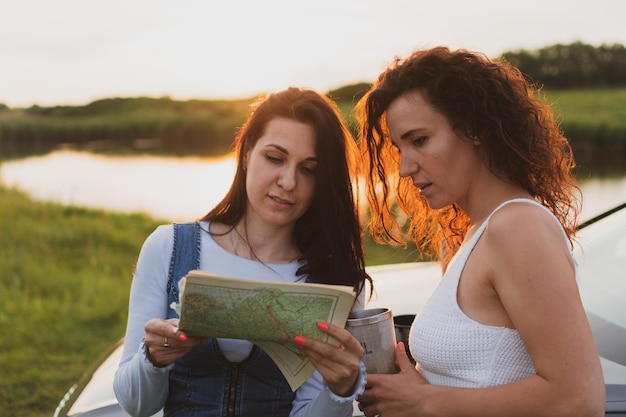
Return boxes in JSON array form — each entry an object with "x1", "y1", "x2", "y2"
[
  {"x1": 317, "y1": 321, "x2": 329, "y2": 332},
  {"x1": 294, "y1": 335, "x2": 305, "y2": 347},
  {"x1": 178, "y1": 333, "x2": 188, "y2": 342}
]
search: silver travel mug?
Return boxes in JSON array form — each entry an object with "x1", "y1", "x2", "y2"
[{"x1": 346, "y1": 307, "x2": 398, "y2": 374}]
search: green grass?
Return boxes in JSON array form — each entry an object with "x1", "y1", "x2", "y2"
[
  {"x1": 543, "y1": 89, "x2": 626, "y2": 178},
  {"x1": 546, "y1": 88, "x2": 626, "y2": 128},
  {"x1": 0, "y1": 185, "x2": 415, "y2": 417},
  {"x1": 0, "y1": 186, "x2": 163, "y2": 417}
]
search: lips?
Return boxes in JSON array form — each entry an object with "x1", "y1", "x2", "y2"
[
  {"x1": 413, "y1": 182, "x2": 431, "y2": 193},
  {"x1": 269, "y1": 195, "x2": 294, "y2": 205}
]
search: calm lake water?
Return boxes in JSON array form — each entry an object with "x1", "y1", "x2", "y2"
[{"x1": 2, "y1": 150, "x2": 626, "y2": 223}]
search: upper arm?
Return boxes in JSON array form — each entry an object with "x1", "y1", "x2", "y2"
[{"x1": 484, "y1": 204, "x2": 599, "y2": 384}]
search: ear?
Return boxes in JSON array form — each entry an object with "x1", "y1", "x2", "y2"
[
  {"x1": 467, "y1": 133, "x2": 481, "y2": 146},
  {"x1": 243, "y1": 151, "x2": 249, "y2": 172}
]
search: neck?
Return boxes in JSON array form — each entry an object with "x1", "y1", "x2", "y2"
[
  {"x1": 231, "y1": 221, "x2": 300, "y2": 264},
  {"x1": 462, "y1": 175, "x2": 532, "y2": 227}
]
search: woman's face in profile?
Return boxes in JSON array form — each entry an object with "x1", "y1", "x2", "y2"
[{"x1": 386, "y1": 90, "x2": 482, "y2": 210}]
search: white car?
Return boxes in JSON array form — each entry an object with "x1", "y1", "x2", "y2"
[{"x1": 54, "y1": 203, "x2": 626, "y2": 417}]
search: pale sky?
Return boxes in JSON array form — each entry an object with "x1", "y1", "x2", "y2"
[{"x1": 1, "y1": 0, "x2": 625, "y2": 108}]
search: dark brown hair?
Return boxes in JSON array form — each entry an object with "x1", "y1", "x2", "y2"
[
  {"x1": 356, "y1": 47, "x2": 581, "y2": 267},
  {"x1": 201, "y1": 87, "x2": 371, "y2": 294}
]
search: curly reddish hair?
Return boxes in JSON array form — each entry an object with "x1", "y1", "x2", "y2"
[{"x1": 356, "y1": 46, "x2": 581, "y2": 267}]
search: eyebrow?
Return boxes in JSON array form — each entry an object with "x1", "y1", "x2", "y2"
[{"x1": 264, "y1": 144, "x2": 318, "y2": 162}]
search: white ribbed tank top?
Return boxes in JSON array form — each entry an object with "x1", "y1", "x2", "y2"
[{"x1": 409, "y1": 198, "x2": 575, "y2": 387}]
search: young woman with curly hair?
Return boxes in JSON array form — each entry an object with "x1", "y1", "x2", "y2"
[{"x1": 356, "y1": 47, "x2": 605, "y2": 417}]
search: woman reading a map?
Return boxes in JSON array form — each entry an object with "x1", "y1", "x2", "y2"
[{"x1": 113, "y1": 87, "x2": 372, "y2": 417}]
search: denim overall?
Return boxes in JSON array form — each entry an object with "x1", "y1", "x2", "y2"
[{"x1": 164, "y1": 222, "x2": 296, "y2": 417}]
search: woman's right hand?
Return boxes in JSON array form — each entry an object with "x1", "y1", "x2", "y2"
[
  {"x1": 294, "y1": 321, "x2": 365, "y2": 397},
  {"x1": 143, "y1": 318, "x2": 205, "y2": 367}
]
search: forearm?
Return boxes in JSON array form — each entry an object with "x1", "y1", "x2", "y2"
[{"x1": 414, "y1": 375, "x2": 603, "y2": 417}]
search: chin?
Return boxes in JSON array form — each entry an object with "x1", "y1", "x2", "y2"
[{"x1": 420, "y1": 196, "x2": 439, "y2": 210}]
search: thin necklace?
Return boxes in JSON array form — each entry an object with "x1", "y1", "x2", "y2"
[
  {"x1": 233, "y1": 225, "x2": 255, "y2": 260},
  {"x1": 229, "y1": 226, "x2": 240, "y2": 256}
]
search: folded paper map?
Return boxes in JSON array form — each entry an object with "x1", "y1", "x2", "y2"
[{"x1": 172, "y1": 270, "x2": 356, "y2": 390}]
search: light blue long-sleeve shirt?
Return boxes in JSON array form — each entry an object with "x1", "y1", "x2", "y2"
[{"x1": 113, "y1": 222, "x2": 366, "y2": 417}]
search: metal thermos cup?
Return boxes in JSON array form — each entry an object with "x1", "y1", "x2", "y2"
[{"x1": 346, "y1": 307, "x2": 398, "y2": 374}]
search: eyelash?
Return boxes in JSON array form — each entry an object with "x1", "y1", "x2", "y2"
[
  {"x1": 265, "y1": 154, "x2": 316, "y2": 175},
  {"x1": 266, "y1": 154, "x2": 282, "y2": 164},
  {"x1": 301, "y1": 166, "x2": 316, "y2": 175},
  {"x1": 391, "y1": 136, "x2": 426, "y2": 155}
]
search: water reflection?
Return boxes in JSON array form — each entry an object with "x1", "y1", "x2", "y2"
[
  {"x1": 0, "y1": 151, "x2": 236, "y2": 221},
  {"x1": 1, "y1": 150, "x2": 626, "y2": 223}
]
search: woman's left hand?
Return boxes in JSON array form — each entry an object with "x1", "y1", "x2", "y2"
[
  {"x1": 295, "y1": 321, "x2": 365, "y2": 397},
  {"x1": 357, "y1": 343, "x2": 428, "y2": 417}
]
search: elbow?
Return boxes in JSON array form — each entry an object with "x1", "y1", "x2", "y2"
[
  {"x1": 568, "y1": 396, "x2": 605, "y2": 417},
  {"x1": 112, "y1": 351, "x2": 169, "y2": 417},
  {"x1": 555, "y1": 384, "x2": 606, "y2": 417},
  {"x1": 577, "y1": 375, "x2": 607, "y2": 417},
  {"x1": 113, "y1": 377, "x2": 139, "y2": 417},
  {"x1": 581, "y1": 388, "x2": 607, "y2": 417},
  {"x1": 113, "y1": 373, "x2": 159, "y2": 417}
]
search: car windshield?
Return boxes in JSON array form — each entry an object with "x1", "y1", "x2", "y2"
[{"x1": 575, "y1": 203, "x2": 626, "y2": 384}]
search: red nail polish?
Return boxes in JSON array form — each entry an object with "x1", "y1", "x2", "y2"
[
  {"x1": 178, "y1": 333, "x2": 188, "y2": 342},
  {"x1": 317, "y1": 321, "x2": 329, "y2": 331},
  {"x1": 294, "y1": 335, "x2": 305, "y2": 346}
]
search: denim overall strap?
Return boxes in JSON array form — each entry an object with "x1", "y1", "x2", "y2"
[
  {"x1": 166, "y1": 222, "x2": 201, "y2": 319},
  {"x1": 164, "y1": 222, "x2": 296, "y2": 417}
]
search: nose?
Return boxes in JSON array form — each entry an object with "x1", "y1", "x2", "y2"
[
  {"x1": 398, "y1": 153, "x2": 418, "y2": 178},
  {"x1": 277, "y1": 165, "x2": 297, "y2": 190}
]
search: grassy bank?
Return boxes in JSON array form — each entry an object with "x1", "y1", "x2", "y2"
[
  {"x1": 0, "y1": 186, "x2": 162, "y2": 416},
  {"x1": 546, "y1": 88, "x2": 626, "y2": 128},
  {"x1": 0, "y1": 186, "x2": 415, "y2": 417},
  {"x1": 547, "y1": 88, "x2": 626, "y2": 172}
]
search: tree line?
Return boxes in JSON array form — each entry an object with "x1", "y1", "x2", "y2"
[
  {"x1": 501, "y1": 41, "x2": 626, "y2": 89},
  {"x1": 0, "y1": 41, "x2": 624, "y2": 161}
]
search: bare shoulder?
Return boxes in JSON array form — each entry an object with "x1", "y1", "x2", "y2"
[
  {"x1": 483, "y1": 201, "x2": 567, "y2": 250},
  {"x1": 481, "y1": 200, "x2": 576, "y2": 296}
]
